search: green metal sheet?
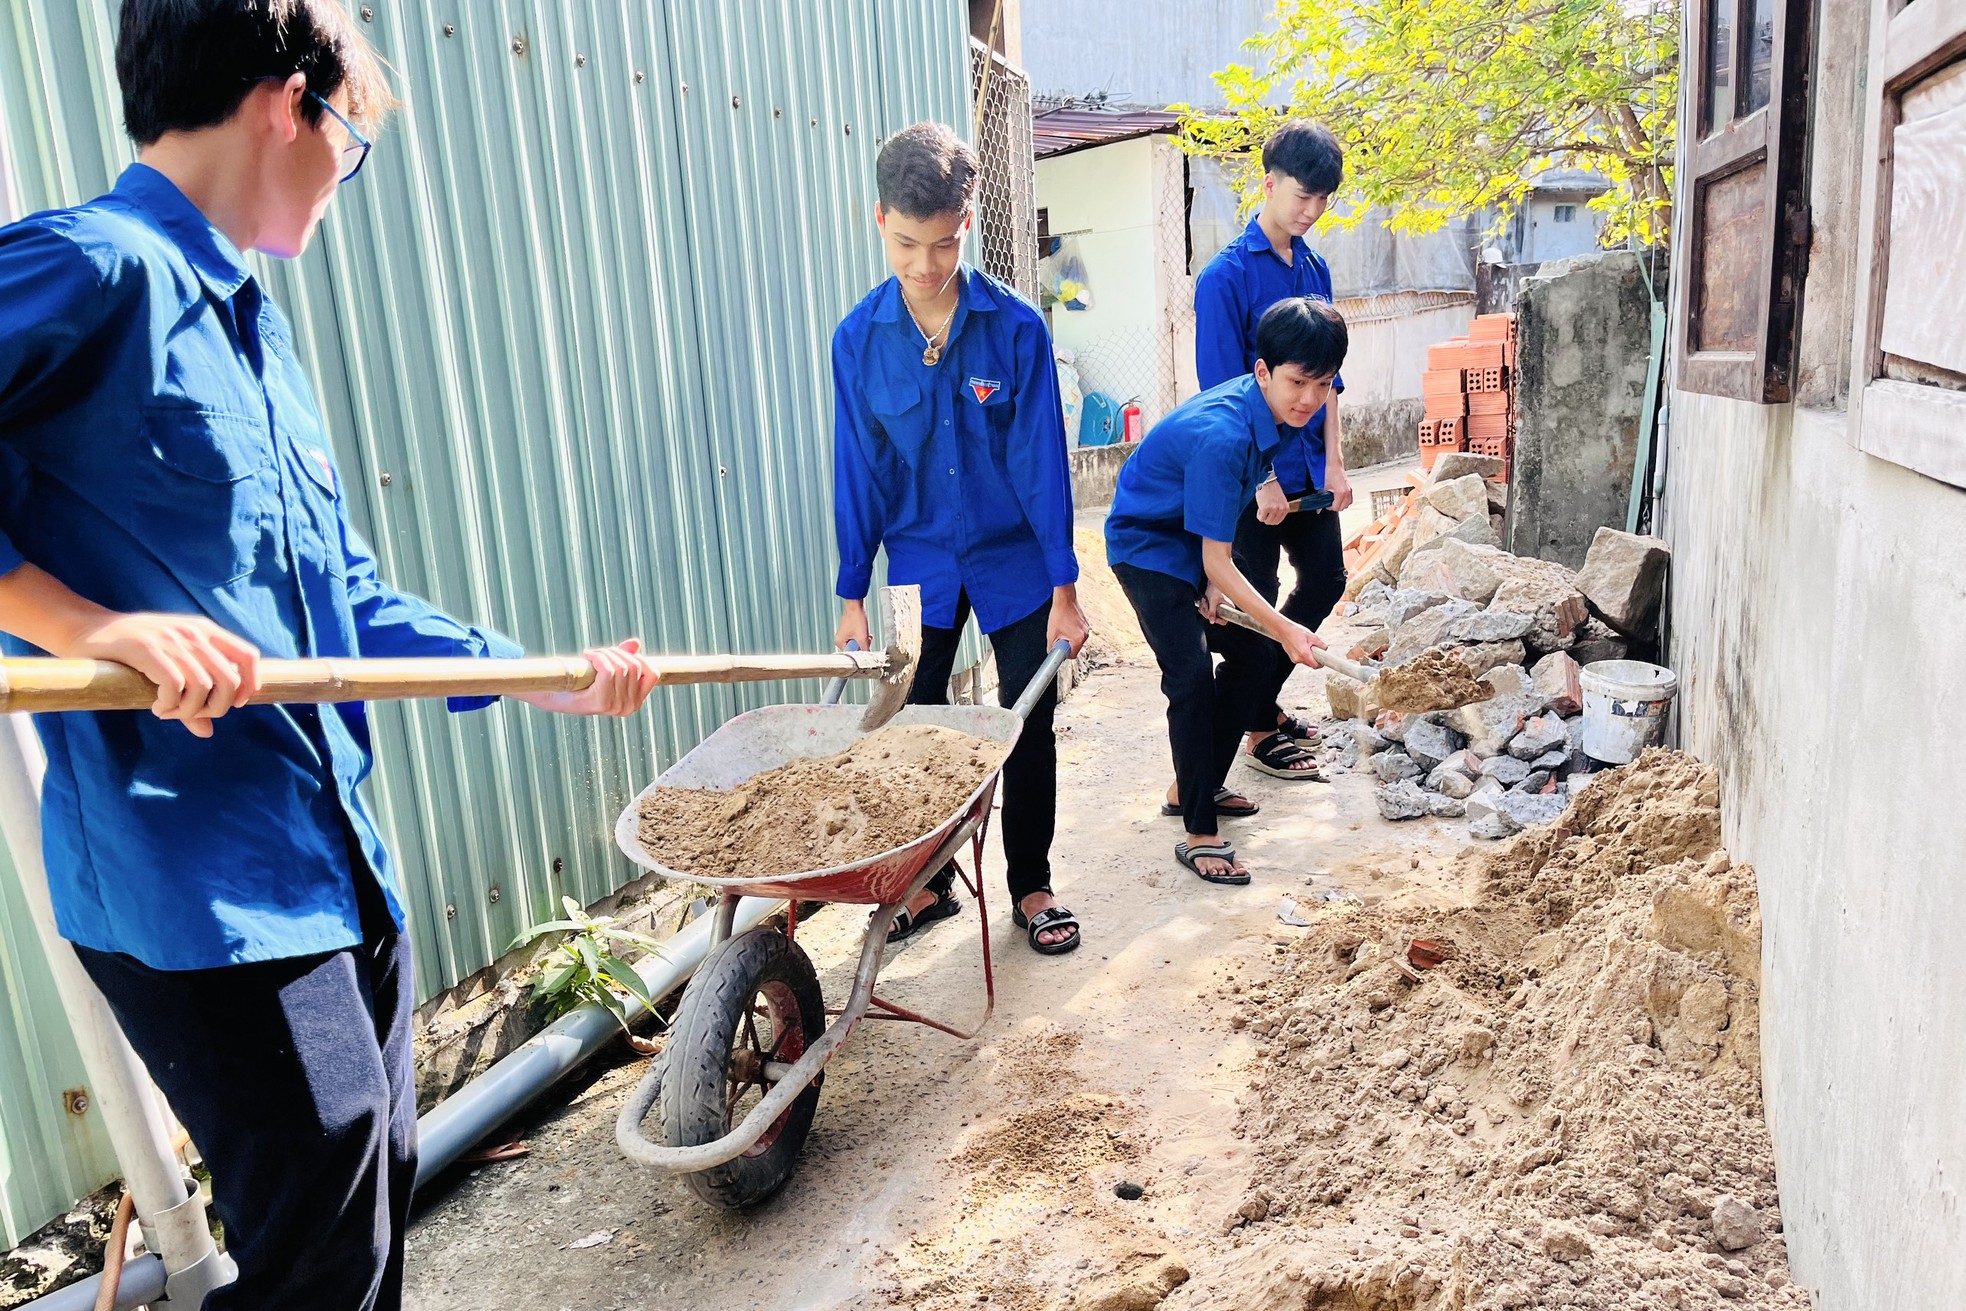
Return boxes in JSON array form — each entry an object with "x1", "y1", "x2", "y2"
[{"x1": 0, "y1": 0, "x2": 969, "y2": 1237}]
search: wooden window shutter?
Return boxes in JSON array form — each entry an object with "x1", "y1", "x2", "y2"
[
  {"x1": 1849, "y1": 0, "x2": 1966, "y2": 488},
  {"x1": 1673, "y1": 0, "x2": 1817, "y2": 402}
]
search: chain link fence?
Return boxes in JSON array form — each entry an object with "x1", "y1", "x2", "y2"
[{"x1": 970, "y1": 40, "x2": 1037, "y2": 298}]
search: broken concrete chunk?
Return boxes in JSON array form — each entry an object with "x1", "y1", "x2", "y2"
[
  {"x1": 1570, "y1": 616, "x2": 1631, "y2": 666},
  {"x1": 1426, "y1": 763, "x2": 1476, "y2": 798},
  {"x1": 1497, "y1": 791, "x2": 1566, "y2": 829},
  {"x1": 1348, "y1": 628, "x2": 1391, "y2": 661},
  {"x1": 1450, "y1": 693, "x2": 1545, "y2": 757},
  {"x1": 1375, "y1": 779, "x2": 1430, "y2": 821},
  {"x1": 1455, "y1": 640, "x2": 1529, "y2": 679},
  {"x1": 1531, "y1": 748, "x2": 1570, "y2": 771},
  {"x1": 1424, "y1": 473, "x2": 1489, "y2": 523},
  {"x1": 1575, "y1": 527, "x2": 1671, "y2": 636},
  {"x1": 1485, "y1": 479, "x2": 1508, "y2": 514},
  {"x1": 1347, "y1": 721, "x2": 1390, "y2": 756},
  {"x1": 1478, "y1": 755, "x2": 1532, "y2": 786},
  {"x1": 1512, "y1": 769, "x2": 1552, "y2": 795},
  {"x1": 1400, "y1": 537, "x2": 1504, "y2": 605},
  {"x1": 1710, "y1": 1195, "x2": 1762, "y2": 1252},
  {"x1": 1380, "y1": 588, "x2": 1453, "y2": 630},
  {"x1": 1465, "y1": 775, "x2": 1508, "y2": 818},
  {"x1": 1470, "y1": 811, "x2": 1521, "y2": 840},
  {"x1": 1426, "y1": 793, "x2": 1467, "y2": 818},
  {"x1": 1372, "y1": 750, "x2": 1422, "y2": 783},
  {"x1": 1480, "y1": 664, "x2": 1533, "y2": 699},
  {"x1": 1488, "y1": 571, "x2": 1589, "y2": 653},
  {"x1": 1409, "y1": 504, "x2": 1458, "y2": 553},
  {"x1": 1441, "y1": 748, "x2": 1483, "y2": 778},
  {"x1": 1324, "y1": 672, "x2": 1373, "y2": 722},
  {"x1": 1530, "y1": 651, "x2": 1584, "y2": 717},
  {"x1": 1451, "y1": 609, "x2": 1535, "y2": 644},
  {"x1": 1508, "y1": 714, "x2": 1570, "y2": 761},
  {"x1": 1383, "y1": 600, "x2": 1483, "y2": 665},
  {"x1": 1402, "y1": 719, "x2": 1460, "y2": 772},
  {"x1": 1429, "y1": 451, "x2": 1506, "y2": 484}
]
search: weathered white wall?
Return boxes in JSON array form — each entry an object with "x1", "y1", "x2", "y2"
[
  {"x1": 1019, "y1": 0, "x2": 1277, "y2": 108},
  {"x1": 1660, "y1": 395, "x2": 1966, "y2": 1310},
  {"x1": 1332, "y1": 294, "x2": 1476, "y2": 467}
]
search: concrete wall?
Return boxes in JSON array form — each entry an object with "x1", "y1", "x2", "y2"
[
  {"x1": 1508, "y1": 252, "x2": 1655, "y2": 567},
  {"x1": 1659, "y1": 0, "x2": 1966, "y2": 1299},
  {"x1": 1661, "y1": 397, "x2": 1966, "y2": 1311}
]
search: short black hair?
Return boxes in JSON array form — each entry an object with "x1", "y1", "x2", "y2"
[
  {"x1": 875, "y1": 122, "x2": 981, "y2": 221},
  {"x1": 1255, "y1": 298, "x2": 1348, "y2": 378},
  {"x1": 116, "y1": 0, "x2": 396, "y2": 147},
  {"x1": 1262, "y1": 120, "x2": 1344, "y2": 197}
]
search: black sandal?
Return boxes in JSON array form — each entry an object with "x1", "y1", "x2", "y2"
[
  {"x1": 1012, "y1": 900, "x2": 1082, "y2": 955},
  {"x1": 1245, "y1": 731, "x2": 1324, "y2": 781},
  {"x1": 1160, "y1": 787, "x2": 1261, "y2": 819},
  {"x1": 887, "y1": 889, "x2": 961, "y2": 943},
  {"x1": 1175, "y1": 841, "x2": 1250, "y2": 886},
  {"x1": 1277, "y1": 712, "x2": 1322, "y2": 748}
]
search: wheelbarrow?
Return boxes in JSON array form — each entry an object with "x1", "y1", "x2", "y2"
[{"x1": 611, "y1": 639, "x2": 1073, "y2": 1208}]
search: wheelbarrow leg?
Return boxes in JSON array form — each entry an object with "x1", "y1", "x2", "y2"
[{"x1": 711, "y1": 891, "x2": 740, "y2": 948}]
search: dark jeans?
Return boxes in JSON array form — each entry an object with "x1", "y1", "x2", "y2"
[
  {"x1": 911, "y1": 592, "x2": 1058, "y2": 906},
  {"x1": 1232, "y1": 500, "x2": 1348, "y2": 731},
  {"x1": 75, "y1": 874, "x2": 416, "y2": 1311},
  {"x1": 1111, "y1": 561, "x2": 1275, "y2": 836}
]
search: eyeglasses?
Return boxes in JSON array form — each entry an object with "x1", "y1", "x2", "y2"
[{"x1": 305, "y1": 91, "x2": 371, "y2": 183}]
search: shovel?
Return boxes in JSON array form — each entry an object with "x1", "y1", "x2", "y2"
[
  {"x1": 0, "y1": 587, "x2": 926, "y2": 732},
  {"x1": 1214, "y1": 602, "x2": 1491, "y2": 714}
]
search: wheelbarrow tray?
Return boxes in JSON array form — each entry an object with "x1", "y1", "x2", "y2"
[{"x1": 614, "y1": 702, "x2": 1023, "y2": 905}]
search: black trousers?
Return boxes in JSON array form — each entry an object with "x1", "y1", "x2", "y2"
[
  {"x1": 75, "y1": 874, "x2": 416, "y2": 1311},
  {"x1": 1231, "y1": 500, "x2": 1348, "y2": 732},
  {"x1": 1111, "y1": 562, "x2": 1276, "y2": 836},
  {"x1": 910, "y1": 592, "x2": 1058, "y2": 906}
]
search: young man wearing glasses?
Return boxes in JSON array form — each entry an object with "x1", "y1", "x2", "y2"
[{"x1": 0, "y1": 4, "x2": 655, "y2": 1307}]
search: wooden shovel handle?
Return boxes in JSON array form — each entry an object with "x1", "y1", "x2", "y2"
[
  {"x1": 1212, "y1": 605, "x2": 1378, "y2": 684},
  {"x1": 0, "y1": 651, "x2": 893, "y2": 716}
]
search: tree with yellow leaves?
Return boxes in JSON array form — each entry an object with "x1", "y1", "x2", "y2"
[{"x1": 1178, "y1": 0, "x2": 1678, "y2": 247}]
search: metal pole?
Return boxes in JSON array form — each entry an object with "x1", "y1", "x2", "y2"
[{"x1": 0, "y1": 721, "x2": 230, "y2": 1304}]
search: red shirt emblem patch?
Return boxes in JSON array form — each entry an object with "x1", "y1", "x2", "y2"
[{"x1": 967, "y1": 377, "x2": 1002, "y2": 404}]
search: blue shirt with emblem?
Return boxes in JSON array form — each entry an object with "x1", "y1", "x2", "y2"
[
  {"x1": 832, "y1": 265, "x2": 1078, "y2": 635},
  {"x1": 1103, "y1": 376, "x2": 1294, "y2": 590},
  {"x1": 1193, "y1": 215, "x2": 1344, "y2": 497},
  {"x1": 0, "y1": 164, "x2": 522, "y2": 971}
]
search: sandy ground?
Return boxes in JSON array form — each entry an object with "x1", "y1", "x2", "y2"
[{"x1": 405, "y1": 506, "x2": 1472, "y2": 1310}]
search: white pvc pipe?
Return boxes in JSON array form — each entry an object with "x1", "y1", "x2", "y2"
[{"x1": 0, "y1": 720, "x2": 228, "y2": 1301}]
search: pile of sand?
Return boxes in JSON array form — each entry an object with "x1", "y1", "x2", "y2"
[
  {"x1": 1179, "y1": 750, "x2": 1802, "y2": 1310},
  {"x1": 635, "y1": 723, "x2": 1008, "y2": 880},
  {"x1": 1371, "y1": 647, "x2": 1494, "y2": 714}
]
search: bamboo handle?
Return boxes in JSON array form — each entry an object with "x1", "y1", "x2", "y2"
[
  {"x1": 1213, "y1": 605, "x2": 1378, "y2": 684},
  {"x1": 0, "y1": 651, "x2": 893, "y2": 715}
]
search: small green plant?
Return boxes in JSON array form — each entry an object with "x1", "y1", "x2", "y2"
[{"x1": 511, "y1": 896, "x2": 668, "y2": 1039}]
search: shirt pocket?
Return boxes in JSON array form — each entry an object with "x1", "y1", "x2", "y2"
[
  {"x1": 960, "y1": 357, "x2": 1017, "y2": 462},
  {"x1": 292, "y1": 443, "x2": 349, "y2": 579},
  {"x1": 140, "y1": 406, "x2": 275, "y2": 586},
  {"x1": 867, "y1": 374, "x2": 930, "y2": 468}
]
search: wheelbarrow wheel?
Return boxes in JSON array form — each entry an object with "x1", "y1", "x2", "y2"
[{"x1": 661, "y1": 925, "x2": 826, "y2": 1208}]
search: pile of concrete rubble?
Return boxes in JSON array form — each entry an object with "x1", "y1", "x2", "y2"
[{"x1": 1318, "y1": 453, "x2": 1670, "y2": 840}]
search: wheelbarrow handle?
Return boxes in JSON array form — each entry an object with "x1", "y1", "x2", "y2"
[
  {"x1": 1009, "y1": 639, "x2": 1074, "y2": 722},
  {"x1": 820, "y1": 640, "x2": 860, "y2": 706}
]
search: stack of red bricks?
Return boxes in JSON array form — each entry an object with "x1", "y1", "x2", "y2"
[{"x1": 1418, "y1": 312, "x2": 1517, "y2": 476}]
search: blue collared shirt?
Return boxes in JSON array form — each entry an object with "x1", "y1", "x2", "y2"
[
  {"x1": 1193, "y1": 215, "x2": 1344, "y2": 497},
  {"x1": 0, "y1": 165, "x2": 521, "y2": 971},
  {"x1": 1104, "y1": 376, "x2": 1292, "y2": 589},
  {"x1": 832, "y1": 265, "x2": 1078, "y2": 634}
]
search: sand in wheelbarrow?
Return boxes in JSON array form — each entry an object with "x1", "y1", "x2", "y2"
[{"x1": 636, "y1": 723, "x2": 1010, "y2": 880}]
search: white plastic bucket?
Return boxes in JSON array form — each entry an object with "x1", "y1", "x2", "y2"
[{"x1": 1579, "y1": 659, "x2": 1678, "y2": 764}]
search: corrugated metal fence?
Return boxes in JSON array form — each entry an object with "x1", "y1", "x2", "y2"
[{"x1": 0, "y1": 0, "x2": 967, "y2": 1243}]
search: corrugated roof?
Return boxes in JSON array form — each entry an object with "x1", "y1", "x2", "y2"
[{"x1": 1033, "y1": 107, "x2": 1181, "y2": 158}]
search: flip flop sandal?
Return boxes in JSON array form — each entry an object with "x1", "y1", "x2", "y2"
[
  {"x1": 1175, "y1": 841, "x2": 1250, "y2": 886},
  {"x1": 887, "y1": 889, "x2": 961, "y2": 943},
  {"x1": 1245, "y1": 731, "x2": 1325, "y2": 781},
  {"x1": 1012, "y1": 903, "x2": 1082, "y2": 955},
  {"x1": 1277, "y1": 712, "x2": 1322, "y2": 748},
  {"x1": 1159, "y1": 787, "x2": 1262, "y2": 819}
]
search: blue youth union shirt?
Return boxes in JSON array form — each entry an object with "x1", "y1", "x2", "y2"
[
  {"x1": 1193, "y1": 215, "x2": 1344, "y2": 497},
  {"x1": 0, "y1": 165, "x2": 521, "y2": 970},
  {"x1": 832, "y1": 265, "x2": 1078, "y2": 634},
  {"x1": 1104, "y1": 376, "x2": 1290, "y2": 590}
]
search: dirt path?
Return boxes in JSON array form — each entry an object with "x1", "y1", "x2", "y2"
[{"x1": 404, "y1": 584, "x2": 1469, "y2": 1310}]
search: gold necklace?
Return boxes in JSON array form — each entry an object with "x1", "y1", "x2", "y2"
[{"x1": 905, "y1": 292, "x2": 959, "y2": 366}]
